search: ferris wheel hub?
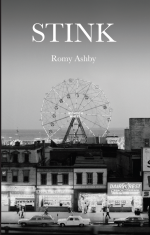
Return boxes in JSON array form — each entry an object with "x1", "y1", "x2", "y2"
[{"x1": 68, "y1": 112, "x2": 83, "y2": 118}]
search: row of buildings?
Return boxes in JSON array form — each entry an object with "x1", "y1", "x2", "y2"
[{"x1": 1, "y1": 118, "x2": 150, "y2": 213}]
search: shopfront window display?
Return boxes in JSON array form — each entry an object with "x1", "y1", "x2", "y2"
[
  {"x1": 39, "y1": 195, "x2": 72, "y2": 207},
  {"x1": 1, "y1": 194, "x2": 9, "y2": 211},
  {"x1": 10, "y1": 192, "x2": 35, "y2": 211},
  {"x1": 107, "y1": 196, "x2": 143, "y2": 211},
  {"x1": 78, "y1": 193, "x2": 106, "y2": 213}
]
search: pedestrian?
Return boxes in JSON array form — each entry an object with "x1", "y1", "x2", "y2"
[
  {"x1": 84, "y1": 203, "x2": 87, "y2": 214},
  {"x1": 84, "y1": 206, "x2": 87, "y2": 214},
  {"x1": 105, "y1": 206, "x2": 111, "y2": 219},
  {"x1": 44, "y1": 207, "x2": 48, "y2": 215},
  {"x1": 68, "y1": 206, "x2": 71, "y2": 213},
  {"x1": 16, "y1": 204, "x2": 19, "y2": 214},
  {"x1": 131, "y1": 197, "x2": 134, "y2": 212},
  {"x1": 21, "y1": 207, "x2": 24, "y2": 218},
  {"x1": 19, "y1": 207, "x2": 22, "y2": 218}
]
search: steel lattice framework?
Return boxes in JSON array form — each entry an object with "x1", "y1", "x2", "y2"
[{"x1": 41, "y1": 78, "x2": 112, "y2": 143}]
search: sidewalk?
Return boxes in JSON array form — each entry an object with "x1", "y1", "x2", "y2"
[{"x1": 1, "y1": 211, "x2": 149, "y2": 224}]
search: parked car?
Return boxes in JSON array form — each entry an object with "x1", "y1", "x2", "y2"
[
  {"x1": 18, "y1": 215, "x2": 55, "y2": 227},
  {"x1": 57, "y1": 216, "x2": 91, "y2": 227},
  {"x1": 114, "y1": 216, "x2": 148, "y2": 227}
]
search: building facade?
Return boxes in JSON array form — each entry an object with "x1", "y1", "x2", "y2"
[
  {"x1": 73, "y1": 155, "x2": 107, "y2": 212},
  {"x1": 1, "y1": 143, "x2": 43, "y2": 211},
  {"x1": 36, "y1": 167, "x2": 74, "y2": 211}
]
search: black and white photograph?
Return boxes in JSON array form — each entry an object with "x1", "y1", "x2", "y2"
[{"x1": 1, "y1": 0, "x2": 150, "y2": 234}]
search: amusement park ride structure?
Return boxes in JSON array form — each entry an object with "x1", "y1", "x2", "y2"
[{"x1": 41, "y1": 78, "x2": 112, "y2": 144}]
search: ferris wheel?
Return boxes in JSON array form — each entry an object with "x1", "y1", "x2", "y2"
[{"x1": 41, "y1": 78, "x2": 112, "y2": 143}]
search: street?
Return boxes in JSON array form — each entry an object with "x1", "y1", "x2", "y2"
[{"x1": 1, "y1": 224, "x2": 150, "y2": 235}]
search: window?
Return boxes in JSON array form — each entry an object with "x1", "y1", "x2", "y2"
[
  {"x1": 75, "y1": 218, "x2": 79, "y2": 221},
  {"x1": 97, "y1": 173, "x2": 103, "y2": 184},
  {"x1": 2, "y1": 152, "x2": 8, "y2": 162},
  {"x1": 12, "y1": 170, "x2": 18, "y2": 182},
  {"x1": 87, "y1": 173, "x2": 93, "y2": 184},
  {"x1": 24, "y1": 154, "x2": 29, "y2": 163},
  {"x1": 144, "y1": 139, "x2": 149, "y2": 147},
  {"x1": 23, "y1": 170, "x2": 29, "y2": 182},
  {"x1": 13, "y1": 154, "x2": 18, "y2": 163},
  {"x1": 132, "y1": 159, "x2": 141, "y2": 177},
  {"x1": 2, "y1": 170, "x2": 7, "y2": 182},
  {"x1": 62, "y1": 174, "x2": 68, "y2": 185},
  {"x1": 52, "y1": 174, "x2": 57, "y2": 185},
  {"x1": 31, "y1": 217, "x2": 37, "y2": 220},
  {"x1": 41, "y1": 174, "x2": 47, "y2": 185},
  {"x1": 76, "y1": 173, "x2": 82, "y2": 184},
  {"x1": 43, "y1": 216, "x2": 52, "y2": 220}
]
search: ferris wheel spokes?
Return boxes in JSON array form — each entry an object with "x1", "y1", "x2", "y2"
[
  {"x1": 42, "y1": 115, "x2": 70, "y2": 127},
  {"x1": 44, "y1": 98, "x2": 73, "y2": 113},
  {"x1": 80, "y1": 114, "x2": 108, "y2": 130},
  {"x1": 78, "y1": 90, "x2": 104, "y2": 112},
  {"x1": 52, "y1": 87, "x2": 73, "y2": 111},
  {"x1": 80, "y1": 103, "x2": 108, "y2": 113},
  {"x1": 76, "y1": 82, "x2": 92, "y2": 111},
  {"x1": 64, "y1": 80, "x2": 75, "y2": 111}
]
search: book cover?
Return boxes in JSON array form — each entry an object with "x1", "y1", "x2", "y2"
[{"x1": 1, "y1": 0, "x2": 150, "y2": 226}]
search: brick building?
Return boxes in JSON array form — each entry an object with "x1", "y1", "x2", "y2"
[
  {"x1": 125, "y1": 118, "x2": 150, "y2": 150},
  {"x1": 1, "y1": 142, "x2": 43, "y2": 212}
]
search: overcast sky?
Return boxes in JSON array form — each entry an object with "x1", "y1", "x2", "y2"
[{"x1": 2, "y1": 0, "x2": 150, "y2": 130}]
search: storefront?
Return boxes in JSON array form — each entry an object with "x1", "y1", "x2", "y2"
[
  {"x1": 1, "y1": 191, "x2": 9, "y2": 211},
  {"x1": 142, "y1": 172, "x2": 150, "y2": 211},
  {"x1": 1, "y1": 185, "x2": 35, "y2": 211},
  {"x1": 36, "y1": 187, "x2": 73, "y2": 212},
  {"x1": 78, "y1": 192, "x2": 106, "y2": 213},
  {"x1": 74, "y1": 188, "x2": 107, "y2": 212},
  {"x1": 107, "y1": 182, "x2": 143, "y2": 212}
]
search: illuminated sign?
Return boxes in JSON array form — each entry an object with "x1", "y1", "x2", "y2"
[
  {"x1": 143, "y1": 148, "x2": 150, "y2": 171},
  {"x1": 36, "y1": 189, "x2": 73, "y2": 194},
  {"x1": 1, "y1": 186, "x2": 35, "y2": 192},
  {"x1": 108, "y1": 183, "x2": 142, "y2": 196}
]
